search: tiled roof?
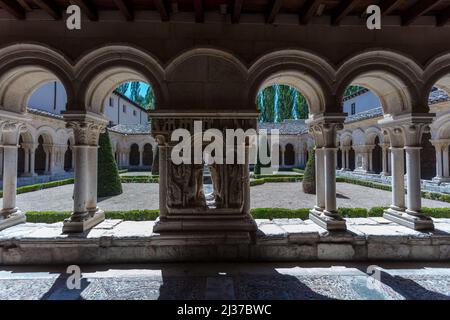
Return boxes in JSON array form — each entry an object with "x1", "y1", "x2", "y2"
[
  {"x1": 257, "y1": 119, "x2": 309, "y2": 135},
  {"x1": 109, "y1": 124, "x2": 151, "y2": 135},
  {"x1": 429, "y1": 87, "x2": 450, "y2": 104},
  {"x1": 27, "y1": 107, "x2": 64, "y2": 120},
  {"x1": 344, "y1": 107, "x2": 384, "y2": 123}
]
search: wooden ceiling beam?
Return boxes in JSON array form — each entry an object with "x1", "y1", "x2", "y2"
[
  {"x1": 112, "y1": 0, "x2": 134, "y2": 21},
  {"x1": 379, "y1": 0, "x2": 403, "y2": 15},
  {"x1": 402, "y1": 0, "x2": 443, "y2": 26},
  {"x1": 154, "y1": 0, "x2": 169, "y2": 21},
  {"x1": 437, "y1": 6, "x2": 450, "y2": 26},
  {"x1": 194, "y1": 0, "x2": 204, "y2": 23},
  {"x1": 0, "y1": 0, "x2": 26, "y2": 19},
  {"x1": 299, "y1": 0, "x2": 322, "y2": 25},
  {"x1": 331, "y1": 0, "x2": 359, "y2": 25},
  {"x1": 266, "y1": 0, "x2": 282, "y2": 24},
  {"x1": 232, "y1": 0, "x2": 243, "y2": 24},
  {"x1": 69, "y1": 0, "x2": 98, "y2": 21},
  {"x1": 33, "y1": 0, "x2": 62, "y2": 20}
]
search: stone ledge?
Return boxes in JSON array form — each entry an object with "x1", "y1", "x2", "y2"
[{"x1": 1, "y1": 218, "x2": 450, "y2": 264}]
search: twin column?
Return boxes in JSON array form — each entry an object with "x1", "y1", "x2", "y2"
[{"x1": 62, "y1": 114, "x2": 107, "y2": 233}]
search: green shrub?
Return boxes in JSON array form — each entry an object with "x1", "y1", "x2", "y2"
[
  {"x1": 118, "y1": 169, "x2": 128, "y2": 174},
  {"x1": 292, "y1": 168, "x2": 304, "y2": 174},
  {"x1": 120, "y1": 176, "x2": 159, "y2": 183},
  {"x1": 368, "y1": 206, "x2": 387, "y2": 217},
  {"x1": 251, "y1": 208, "x2": 310, "y2": 220},
  {"x1": 26, "y1": 210, "x2": 160, "y2": 223},
  {"x1": 0, "y1": 178, "x2": 75, "y2": 199},
  {"x1": 302, "y1": 149, "x2": 315, "y2": 194},
  {"x1": 338, "y1": 207, "x2": 368, "y2": 218},
  {"x1": 97, "y1": 130, "x2": 123, "y2": 197}
]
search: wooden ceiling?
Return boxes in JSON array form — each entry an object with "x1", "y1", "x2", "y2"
[{"x1": 0, "y1": 0, "x2": 449, "y2": 26}]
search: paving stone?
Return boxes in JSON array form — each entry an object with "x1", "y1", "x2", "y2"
[{"x1": 318, "y1": 244, "x2": 355, "y2": 260}]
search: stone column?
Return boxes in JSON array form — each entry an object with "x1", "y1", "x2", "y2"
[
  {"x1": 139, "y1": 147, "x2": 144, "y2": 167},
  {"x1": 345, "y1": 148, "x2": 350, "y2": 170},
  {"x1": 0, "y1": 119, "x2": 27, "y2": 231},
  {"x1": 368, "y1": 148, "x2": 374, "y2": 172},
  {"x1": 444, "y1": 143, "x2": 450, "y2": 178},
  {"x1": 341, "y1": 148, "x2": 346, "y2": 170},
  {"x1": 307, "y1": 114, "x2": 346, "y2": 231},
  {"x1": 381, "y1": 116, "x2": 434, "y2": 231},
  {"x1": 432, "y1": 141, "x2": 443, "y2": 181},
  {"x1": 381, "y1": 145, "x2": 388, "y2": 176},
  {"x1": 29, "y1": 145, "x2": 36, "y2": 177},
  {"x1": 0, "y1": 147, "x2": 3, "y2": 179},
  {"x1": 62, "y1": 113, "x2": 108, "y2": 233}
]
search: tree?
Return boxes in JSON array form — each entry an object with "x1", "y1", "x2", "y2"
[
  {"x1": 144, "y1": 86, "x2": 155, "y2": 110},
  {"x1": 130, "y1": 82, "x2": 141, "y2": 103},
  {"x1": 116, "y1": 83, "x2": 129, "y2": 95},
  {"x1": 302, "y1": 148, "x2": 316, "y2": 194},
  {"x1": 97, "y1": 129, "x2": 123, "y2": 197}
]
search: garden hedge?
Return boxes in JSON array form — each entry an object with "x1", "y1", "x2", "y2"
[
  {"x1": 97, "y1": 130, "x2": 123, "y2": 197},
  {"x1": 23, "y1": 207, "x2": 450, "y2": 223}
]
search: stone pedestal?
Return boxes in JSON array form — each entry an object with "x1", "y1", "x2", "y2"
[{"x1": 150, "y1": 111, "x2": 258, "y2": 241}]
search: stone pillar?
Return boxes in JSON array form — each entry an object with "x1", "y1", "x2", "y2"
[
  {"x1": 139, "y1": 147, "x2": 144, "y2": 167},
  {"x1": 341, "y1": 148, "x2": 346, "y2": 170},
  {"x1": 381, "y1": 116, "x2": 434, "y2": 231},
  {"x1": 315, "y1": 147, "x2": 325, "y2": 211},
  {"x1": 0, "y1": 147, "x2": 3, "y2": 179},
  {"x1": 444, "y1": 144, "x2": 450, "y2": 178},
  {"x1": 345, "y1": 148, "x2": 350, "y2": 170},
  {"x1": 29, "y1": 145, "x2": 36, "y2": 177},
  {"x1": 62, "y1": 113, "x2": 108, "y2": 233},
  {"x1": 0, "y1": 118, "x2": 27, "y2": 231},
  {"x1": 307, "y1": 114, "x2": 346, "y2": 231},
  {"x1": 23, "y1": 146, "x2": 30, "y2": 175},
  {"x1": 368, "y1": 148, "x2": 374, "y2": 172},
  {"x1": 432, "y1": 141, "x2": 443, "y2": 181},
  {"x1": 390, "y1": 147, "x2": 405, "y2": 211},
  {"x1": 381, "y1": 145, "x2": 388, "y2": 176}
]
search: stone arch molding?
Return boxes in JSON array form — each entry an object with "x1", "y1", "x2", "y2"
[
  {"x1": 335, "y1": 50, "x2": 424, "y2": 115},
  {"x1": 248, "y1": 49, "x2": 336, "y2": 116},
  {"x1": 1, "y1": 44, "x2": 449, "y2": 117}
]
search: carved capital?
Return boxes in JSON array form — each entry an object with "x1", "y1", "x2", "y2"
[
  {"x1": 0, "y1": 120, "x2": 26, "y2": 146},
  {"x1": 308, "y1": 121, "x2": 343, "y2": 148},
  {"x1": 66, "y1": 121, "x2": 106, "y2": 146}
]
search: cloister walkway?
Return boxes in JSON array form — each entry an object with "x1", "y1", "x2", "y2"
[
  {"x1": 0, "y1": 262, "x2": 449, "y2": 300},
  {"x1": 1, "y1": 182, "x2": 447, "y2": 212}
]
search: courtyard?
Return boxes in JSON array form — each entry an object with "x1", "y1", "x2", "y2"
[{"x1": 1, "y1": 182, "x2": 447, "y2": 212}]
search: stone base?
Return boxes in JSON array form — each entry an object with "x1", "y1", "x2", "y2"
[
  {"x1": 309, "y1": 209, "x2": 347, "y2": 231},
  {"x1": 383, "y1": 208, "x2": 434, "y2": 231},
  {"x1": 153, "y1": 213, "x2": 257, "y2": 235},
  {"x1": 62, "y1": 210, "x2": 105, "y2": 233},
  {"x1": 0, "y1": 210, "x2": 26, "y2": 231}
]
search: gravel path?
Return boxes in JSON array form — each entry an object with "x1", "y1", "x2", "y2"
[{"x1": 1, "y1": 182, "x2": 447, "y2": 212}]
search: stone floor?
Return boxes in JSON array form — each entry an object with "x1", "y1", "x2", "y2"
[
  {"x1": 0, "y1": 262, "x2": 449, "y2": 300},
  {"x1": 2, "y1": 182, "x2": 447, "y2": 212}
]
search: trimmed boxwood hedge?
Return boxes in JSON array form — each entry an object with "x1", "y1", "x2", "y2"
[
  {"x1": 97, "y1": 130, "x2": 123, "y2": 197},
  {"x1": 0, "y1": 178, "x2": 74, "y2": 199},
  {"x1": 120, "y1": 176, "x2": 159, "y2": 183},
  {"x1": 23, "y1": 207, "x2": 450, "y2": 223},
  {"x1": 337, "y1": 176, "x2": 450, "y2": 204}
]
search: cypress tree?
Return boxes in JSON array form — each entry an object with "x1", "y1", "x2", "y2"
[
  {"x1": 97, "y1": 129, "x2": 123, "y2": 197},
  {"x1": 302, "y1": 148, "x2": 316, "y2": 194}
]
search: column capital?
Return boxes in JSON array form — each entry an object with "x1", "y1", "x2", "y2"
[
  {"x1": 306, "y1": 113, "x2": 346, "y2": 148},
  {"x1": 64, "y1": 112, "x2": 108, "y2": 146},
  {"x1": 379, "y1": 113, "x2": 434, "y2": 148}
]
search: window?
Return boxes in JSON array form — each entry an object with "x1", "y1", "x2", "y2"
[
  {"x1": 351, "y1": 103, "x2": 356, "y2": 115},
  {"x1": 123, "y1": 105, "x2": 126, "y2": 113},
  {"x1": 133, "y1": 110, "x2": 137, "y2": 116},
  {"x1": 109, "y1": 97, "x2": 113, "y2": 107}
]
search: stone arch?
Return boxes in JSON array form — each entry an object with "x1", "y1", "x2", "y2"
[
  {"x1": 129, "y1": 143, "x2": 140, "y2": 166},
  {"x1": 143, "y1": 143, "x2": 154, "y2": 166},
  {"x1": 248, "y1": 50, "x2": 335, "y2": 115},
  {"x1": 336, "y1": 50, "x2": 423, "y2": 115},
  {"x1": 75, "y1": 45, "x2": 166, "y2": 113},
  {"x1": 432, "y1": 113, "x2": 450, "y2": 140},
  {"x1": 0, "y1": 43, "x2": 74, "y2": 114},
  {"x1": 423, "y1": 52, "x2": 450, "y2": 101},
  {"x1": 166, "y1": 47, "x2": 248, "y2": 110},
  {"x1": 365, "y1": 127, "x2": 384, "y2": 145},
  {"x1": 284, "y1": 143, "x2": 295, "y2": 166}
]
